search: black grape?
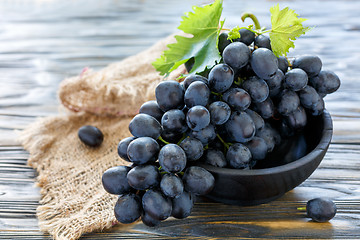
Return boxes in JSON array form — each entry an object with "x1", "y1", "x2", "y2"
[
  {"x1": 223, "y1": 42, "x2": 250, "y2": 71},
  {"x1": 189, "y1": 124, "x2": 216, "y2": 145},
  {"x1": 184, "y1": 81, "x2": 210, "y2": 108},
  {"x1": 179, "y1": 137, "x2": 204, "y2": 161},
  {"x1": 155, "y1": 80, "x2": 184, "y2": 111},
  {"x1": 285, "y1": 106, "x2": 307, "y2": 130},
  {"x1": 127, "y1": 137, "x2": 159, "y2": 165},
  {"x1": 142, "y1": 189, "x2": 172, "y2": 221},
  {"x1": 78, "y1": 125, "x2": 104, "y2": 147},
  {"x1": 102, "y1": 166, "x2": 131, "y2": 195},
  {"x1": 245, "y1": 137, "x2": 268, "y2": 161},
  {"x1": 306, "y1": 198, "x2": 337, "y2": 222},
  {"x1": 309, "y1": 70, "x2": 341, "y2": 95},
  {"x1": 159, "y1": 144, "x2": 187, "y2": 173},
  {"x1": 127, "y1": 165, "x2": 160, "y2": 190},
  {"x1": 114, "y1": 193, "x2": 142, "y2": 224},
  {"x1": 292, "y1": 55, "x2": 322, "y2": 78},
  {"x1": 245, "y1": 109, "x2": 265, "y2": 131},
  {"x1": 139, "y1": 100, "x2": 164, "y2": 122},
  {"x1": 298, "y1": 85, "x2": 324, "y2": 115},
  {"x1": 160, "y1": 173, "x2": 184, "y2": 198},
  {"x1": 208, "y1": 101, "x2": 231, "y2": 125},
  {"x1": 129, "y1": 114, "x2": 162, "y2": 139},
  {"x1": 277, "y1": 56, "x2": 289, "y2": 74},
  {"x1": 186, "y1": 106, "x2": 210, "y2": 131},
  {"x1": 226, "y1": 143, "x2": 252, "y2": 169},
  {"x1": 224, "y1": 111, "x2": 255, "y2": 143},
  {"x1": 250, "y1": 48, "x2": 278, "y2": 80},
  {"x1": 161, "y1": 109, "x2": 188, "y2": 134},
  {"x1": 277, "y1": 89, "x2": 300, "y2": 116},
  {"x1": 204, "y1": 149, "x2": 227, "y2": 167},
  {"x1": 160, "y1": 130, "x2": 184, "y2": 144},
  {"x1": 254, "y1": 34, "x2": 271, "y2": 50},
  {"x1": 284, "y1": 68, "x2": 308, "y2": 91},
  {"x1": 208, "y1": 63, "x2": 234, "y2": 93},
  {"x1": 171, "y1": 191, "x2": 195, "y2": 219},
  {"x1": 236, "y1": 28, "x2": 255, "y2": 45},
  {"x1": 141, "y1": 211, "x2": 160, "y2": 227},
  {"x1": 267, "y1": 69, "x2": 284, "y2": 97},
  {"x1": 182, "y1": 166, "x2": 215, "y2": 195},
  {"x1": 222, "y1": 88, "x2": 251, "y2": 111},
  {"x1": 311, "y1": 97, "x2": 325, "y2": 116},
  {"x1": 218, "y1": 32, "x2": 232, "y2": 55},
  {"x1": 182, "y1": 74, "x2": 208, "y2": 90},
  {"x1": 252, "y1": 97, "x2": 275, "y2": 119},
  {"x1": 242, "y1": 76, "x2": 269, "y2": 103},
  {"x1": 117, "y1": 136, "x2": 136, "y2": 162},
  {"x1": 256, "y1": 123, "x2": 281, "y2": 152}
]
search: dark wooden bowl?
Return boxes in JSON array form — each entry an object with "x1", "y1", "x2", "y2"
[{"x1": 198, "y1": 110, "x2": 333, "y2": 206}]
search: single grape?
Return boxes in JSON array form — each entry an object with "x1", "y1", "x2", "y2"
[
  {"x1": 114, "y1": 193, "x2": 142, "y2": 224},
  {"x1": 142, "y1": 189, "x2": 172, "y2": 221},
  {"x1": 102, "y1": 166, "x2": 131, "y2": 195},
  {"x1": 179, "y1": 137, "x2": 204, "y2": 161},
  {"x1": 254, "y1": 34, "x2": 271, "y2": 49},
  {"x1": 161, "y1": 109, "x2": 188, "y2": 134},
  {"x1": 182, "y1": 166, "x2": 215, "y2": 195},
  {"x1": 277, "y1": 89, "x2": 300, "y2": 116},
  {"x1": 292, "y1": 55, "x2": 322, "y2": 78},
  {"x1": 245, "y1": 109, "x2": 265, "y2": 131},
  {"x1": 223, "y1": 42, "x2": 250, "y2": 71},
  {"x1": 306, "y1": 198, "x2": 337, "y2": 222},
  {"x1": 284, "y1": 68, "x2": 308, "y2": 91},
  {"x1": 267, "y1": 69, "x2": 284, "y2": 97},
  {"x1": 226, "y1": 143, "x2": 252, "y2": 169},
  {"x1": 311, "y1": 97, "x2": 325, "y2": 116},
  {"x1": 208, "y1": 63, "x2": 234, "y2": 93},
  {"x1": 208, "y1": 101, "x2": 231, "y2": 125},
  {"x1": 117, "y1": 136, "x2": 136, "y2": 162},
  {"x1": 256, "y1": 123, "x2": 281, "y2": 152},
  {"x1": 237, "y1": 63, "x2": 255, "y2": 78},
  {"x1": 182, "y1": 74, "x2": 208, "y2": 90},
  {"x1": 309, "y1": 70, "x2": 341, "y2": 95},
  {"x1": 186, "y1": 106, "x2": 210, "y2": 131},
  {"x1": 277, "y1": 56, "x2": 289, "y2": 74},
  {"x1": 189, "y1": 124, "x2": 216, "y2": 145},
  {"x1": 245, "y1": 137, "x2": 268, "y2": 161},
  {"x1": 250, "y1": 48, "x2": 278, "y2": 80},
  {"x1": 159, "y1": 144, "x2": 187, "y2": 173},
  {"x1": 155, "y1": 80, "x2": 184, "y2": 111},
  {"x1": 171, "y1": 191, "x2": 195, "y2": 219},
  {"x1": 252, "y1": 97, "x2": 275, "y2": 119},
  {"x1": 285, "y1": 106, "x2": 307, "y2": 130},
  {"x1": 298, "y1": 85, "x2": 324, "y2": 116},
  {"x1": 127, "y1": 137, "x2": 159, "y2": 165},
  {"x1": 160, "y1": 173, "x2": 184, "y2": 198},
  {"x1": 129, "y1": 114, "x2": 162, "y2": 139},
  {"x1": 218, "y1": 32, "x2": 232, "y2": 54},
  {"x1": 78, "y1": 125, "x2": 103, "y2": 147},
  {"x1": 204, "y1": 149, "x2": 227, "y2": 167},
  {"x1": 184, "y1": 81, "x2": 210, "y2": 108},
  {"x1": 242, "y1": 76, "x2": 269, "y2": 103},
  {"x1": 141, "y1": 211, "x2": 160, "y2": 227},
  {"x1": 139, "y1": 100, "x2": 164, "y2": 122},
  {"x1": 224, "y1": 111, "x2": 255, "y2": 143},
  {"x1": 222, "y1": 87, "x2": 251, "y2": 111},
  {"x1": 127, "y1": 165, "x2": 160, "y2": 190},
  {"x1": 236, "y1": 28, "x2": 255, "y2": 46}
]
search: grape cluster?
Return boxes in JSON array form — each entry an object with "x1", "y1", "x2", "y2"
[{"x1": 102, "y1": 29, "x2": 340, "y2": 227}]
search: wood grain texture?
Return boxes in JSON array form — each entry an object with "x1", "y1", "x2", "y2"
[{"x1": 0, "y1": 0, "x2": 360, "y2": 239}]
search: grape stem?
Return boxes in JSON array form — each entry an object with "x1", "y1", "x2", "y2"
[
  {"x1": 297, "y1": 207, "x2": 307, "y2": 211},
  {"x1": 158, "y1": 136, "x2": 170, "y2": 145},
  {"x1": 216, "y1": 134, "x2": 232, "y2": 150},
  {"x1": 241, "y1": 13, "x2": 261, "y2": 30}
]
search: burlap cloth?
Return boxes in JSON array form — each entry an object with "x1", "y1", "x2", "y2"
[{"x1": 19, "y1": 35, "x2": 186, "y2": 240}]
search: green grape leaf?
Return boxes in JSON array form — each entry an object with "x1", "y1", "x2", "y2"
[
  {"x1": 152, "y1": 0, "x2": 223, "y2": 76},
  {"x1": 227, "y1": 26, "x2": 241, "y2": 41},
  {"x1": 269, "y1": 4, "x2": 311, "y2": 57}
]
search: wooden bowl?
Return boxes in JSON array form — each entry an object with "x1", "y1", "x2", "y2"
[{"x1": 198, "y1": 110, "x2": 333, "y2": 206}]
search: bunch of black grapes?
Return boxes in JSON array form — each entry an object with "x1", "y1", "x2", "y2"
[{"x1": 102, "y1": 29, "x2": 340, "y2": 227}]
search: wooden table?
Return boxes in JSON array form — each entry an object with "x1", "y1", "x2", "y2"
[{"x1": 1, "y1": 0, "x2": 359, "y2": 239}]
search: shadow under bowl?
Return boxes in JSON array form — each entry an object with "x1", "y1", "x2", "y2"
[{"x1": 198, "y1": 110, "x2": 333, "y2": 206}]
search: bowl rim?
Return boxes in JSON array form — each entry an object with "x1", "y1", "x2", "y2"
[{"x1": 199, "y1": 110, "x2": 333, "y2": 176}]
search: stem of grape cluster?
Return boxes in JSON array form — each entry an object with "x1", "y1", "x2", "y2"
[
  {"x1": 216, "y1": 134, "x2": 232, "y2": 150},
  {"x1": 158, "y1": 136, "x2": 170, "y2": 145},
  {"x1": 241, "y1": 13, "x2": 261, "y2": 30}
]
